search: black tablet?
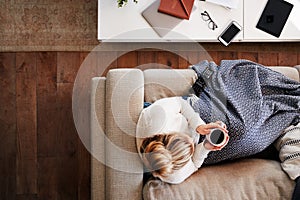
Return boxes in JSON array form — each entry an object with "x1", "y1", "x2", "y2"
[{"x1": 256, "y1": 0, "x2": 293, "y2": 38}]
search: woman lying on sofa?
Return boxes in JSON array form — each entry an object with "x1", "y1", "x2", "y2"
[
  {"x1": 136, "y1": 96, "x2": 229, "y2": 184},
  {"x1": 136, "y1": 60, "x2": 300, "y2": 199}
]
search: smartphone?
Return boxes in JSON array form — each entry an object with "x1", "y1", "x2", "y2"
[{"x1": 218, "y1": 21, "x2": 242, "y2": 46}]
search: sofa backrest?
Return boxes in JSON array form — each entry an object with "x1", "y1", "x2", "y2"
[
  {"x1": 144, "y1": 69, "x2": 196, "y2": 103},
  {"x1": 143, "y1": 66, "x2": 300, "y2": 103},
  {"x1": 270, "y1": 66, "x2": 299, "y2": 82}
]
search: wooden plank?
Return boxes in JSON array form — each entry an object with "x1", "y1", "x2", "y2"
[
  {"x1": 137, "y1": 50, "x2": 158, "y2": 70},
  {"x1": 57, "y1": 52, "x2": 81, "y2": 83},
  {"x1": 37, "y1": 52, "x2": 80, "y2": 199},
  {"x1": 258, "y1": 52, "x2": 278, "y2": 66},
  {"x1": 0, "y1": 157, "x2": 16, "y2": 200},
  {"x1": 177, "y1": 51, "x2": 188, "y2": 69},
  {"x1": 96, "y1": 51, "x2": 118, "y2": 76},
  {"x1": 177, "y1": 50, "x2": 212, "y2": 68},
  {"x1": 278, "y1": 52, "x2": 298, "y2": 66},
  {"x1": 0, "y1": 53, "x2": 16, "y2": 200},
  {"x1": 177, "y1": 51, "x2": 200, "y2": 69},
  {"x1": 38, "y1": 157, "x2": 77, "y2": 200},
  {"x1": 16, "y1": 194, "x2": 38, "y2": 200},
  {"x1": 198, "y1": 50, "x2": 214, "y2": 63},
  {"x1": 117, "y1": 51, "x2": 138, "y2": 68},
  {"x1": 16, "y1": 52, "x2": 38, "y2": 195},
  {"x1": 0, "y1": 53, "x2": 16, "y2": 157},
  {"x1": 157, "y1": 51, "x2": 179, "y2": 69},
  {"x1": 57, "y1": 83, "x2": 80, "y2": 199},
  {"x1": 237, "y1": 52, "x2": 258, "y2": 63},
  {"x1": 207, "y1": 51, "x2": 218, "y2": 64},
  {"x1": 214, "y1": 51, "x2": 238, "y2": 65},
  {"x1": 78, "y1": 138, "x2": 91, "y2": 200},
  {"x1": 38, "y1": 157, "x2": 57, "y2": 199},
  {"x1": 36, "y1": 52, "x2": 63, "y2": 199},
  {"x1": 36, "y1": 52, "x2": 58, "y2": 157},
  {"x1": 56, "y1": 83, "x2": 78, "y2": 157}
]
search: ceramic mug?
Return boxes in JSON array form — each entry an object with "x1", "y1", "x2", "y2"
[{"x1": 206, "y1": 122, "x2": 226, "y2": 147}]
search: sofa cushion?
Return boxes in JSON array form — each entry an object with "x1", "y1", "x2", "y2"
[
  {"x1": 143, "y1": 159, "x2": 295, "y2": 200},
  {"x1": 144, "y1": 69, "x2": 196, "y2": 103},
  {"x1": 269, "y1": 66, "x2": 299, "y2": 82}
]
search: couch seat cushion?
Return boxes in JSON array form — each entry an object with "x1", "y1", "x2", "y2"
[{"x1": 143, "y1": 159, "x2": 294, "y2": 200}]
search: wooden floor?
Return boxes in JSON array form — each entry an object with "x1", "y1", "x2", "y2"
[{"x1": 1, "y1": 43, "x2": 300, "y2": 200}]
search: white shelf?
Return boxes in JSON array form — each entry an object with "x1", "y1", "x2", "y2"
[{"x1": 98, "y1": 0, "x2": 300, "y2": 42}]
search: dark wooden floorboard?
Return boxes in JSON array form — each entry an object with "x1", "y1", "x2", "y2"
[
  {"x1": 37, "y1": 52, "x2": 58, "y2": 158},
  {"x1": 16, "y1": 52, "x2": 38, "y2": 195},
  {"x1": 0, "y1": 53, "x2": 16, "y2": 200}
]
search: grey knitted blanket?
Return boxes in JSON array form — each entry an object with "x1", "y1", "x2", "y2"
[{"x1": 190, "y1": 60, "x2": 300, "y2": 164}]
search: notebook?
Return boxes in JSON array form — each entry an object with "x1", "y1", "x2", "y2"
[
  {"x1": 142, "y1": 0, "x2": 184, "y2": 37},
  {"x1": 256, "y1": 0, "x2": 294, "y2": 38},
  {"x1": 158, "y1": 0, "x2": 195, "y2": 20}
]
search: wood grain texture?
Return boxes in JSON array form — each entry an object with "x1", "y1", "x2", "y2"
[
  {"x1": 137, "y1": 51, "x2": 158, "y2": 69},
  {"x1": 0, "y1": 53, "x2": 16, "y2": 200},
  {"x1": 117, "y1": 51, "x2": 138, "y2": 68},
  {"x1": 37, "y1": 52, "x2": 58, "y2": 157},
  {"x1": 237, "y1": 52, "x2": 258, "y2": 63},
  {"x1": 258, "y1": 52, "x2": 279, "y2": 66},
  {"x1": 16, "y1": 52, "x2": 37, "y2": 195},
  {"x1": 0, "y1": 53, "x2": 16, "y2": 158},
  {"x1": 57, "y1": 52, "x2": 81, "y2": 83},
  {"x1": 157, "y1": 51, "x2": 178, "y2": 69},
  {"x1": 38, "y1": 157, "x2": 77, "y2": 200},
  {"x1": 278, "y1": 52, "x2": 298, "y2": 66},
  {"x1": 96, "y1": 51, "x2": 118, "y2": 76}
]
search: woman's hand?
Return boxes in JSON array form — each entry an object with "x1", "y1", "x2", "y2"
[
  {"x1": 196, "y1": 121, "x2": 229, "y2": 151},
  {"x1": 196, "y1": 121, "x2": 228, "y2": 135}
]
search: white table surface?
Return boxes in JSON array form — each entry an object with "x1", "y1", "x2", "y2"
[
  {"x1": 98, "y1": 0, "x2": 300, "y2": 42},
  {"x1": 98, "y1": 0, "x2": 243, "y2": 42}
]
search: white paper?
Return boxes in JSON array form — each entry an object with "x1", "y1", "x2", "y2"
[{"x1": 206, "y1": 0, "x2": 240, "y2": 9}]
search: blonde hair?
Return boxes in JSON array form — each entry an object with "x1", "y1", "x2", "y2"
[{"x1": 140, "y1": 133, "x2": 194, "y2": 177}]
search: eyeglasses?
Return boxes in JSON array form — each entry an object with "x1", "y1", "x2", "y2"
[{"x1": 201, "y1": 11, "x2": 218, "y2": 30}]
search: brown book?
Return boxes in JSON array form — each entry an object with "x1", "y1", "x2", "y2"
[{"x1": 158, "y1": 0, "x2": 195, "y2": 20}]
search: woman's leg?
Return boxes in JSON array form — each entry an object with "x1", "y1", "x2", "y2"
[{"x1": 274, "y1": 122, "x2": 300, "y2": 199}]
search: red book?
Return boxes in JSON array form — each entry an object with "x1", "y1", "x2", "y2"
[{"x1": 158, "y1": 0, "x2": 195, "y2": 20}]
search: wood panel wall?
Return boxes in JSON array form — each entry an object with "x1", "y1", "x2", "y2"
[{"x1": 1, "y1": 43, "x2": 300, "y2": 199}]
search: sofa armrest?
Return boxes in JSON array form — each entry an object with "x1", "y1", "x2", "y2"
[
  {"x1": 294, "y1": 65, "x2": 300, "y2": 81},
  {"x1": 269, "y1": 66, "x2": 300, "y2": 82},
  {"x1": 105, "y1": 69, "x2": 144, "y2": 200},
  {"x1": 91, "y1": 77, "x2": 106, "y2": 200}
]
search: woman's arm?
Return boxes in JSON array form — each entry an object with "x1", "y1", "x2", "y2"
[{"x1": 176, "y1": 97, "x2": 206, "y2": 130}]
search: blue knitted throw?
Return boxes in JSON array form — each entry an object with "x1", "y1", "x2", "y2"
[{"x1": 189, "y1": 60, "x2": 300, "y2": 164}]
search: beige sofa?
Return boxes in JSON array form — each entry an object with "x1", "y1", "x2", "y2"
[{"x1": 91, "y1": 65, "x2": 300, "y2": 200}]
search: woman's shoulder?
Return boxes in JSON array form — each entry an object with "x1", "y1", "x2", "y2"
[{"x1": 151, "y1": 97, "x2": 182, "y2": 108}]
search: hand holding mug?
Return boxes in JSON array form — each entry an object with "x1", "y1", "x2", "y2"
[
  {"x1": 196, "y1": 121, "x2": 228, "y2": 135},
  {"x1": 197, "y1": 121, "x2": 229, "y2": 151}
]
